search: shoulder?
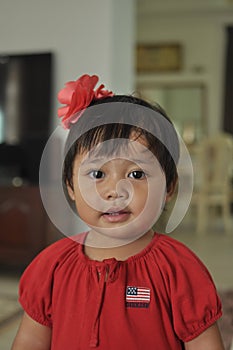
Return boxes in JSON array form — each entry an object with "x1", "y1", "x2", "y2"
[
  {"x1": 152, "y1": 233, "x2": 215, "y2": 283},
  {"x1": 154, "y1": 233, "x2": 205, "y2": 264},
  {"x1": 152, "y1": 234, "x2": 222, "y2": 342},
  {"x1": 36, "y1": 235, "x2": 79, "y2": 261},
  {"x1": 20, "y1": 233, "x2": 86, "y2": 281},
  {"x1": 154, "y1": 232, "x2": 195, "y2": 254},
  {"x1": 18, "y1": 233, "x2": 86, "y2": 326}
]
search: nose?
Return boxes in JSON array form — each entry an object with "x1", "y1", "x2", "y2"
[
  {"x1": 106, "y1": 188, "x2": 119, "y2": 200},
  {"x1": 102, "y1": 178, "x2": 131, "y2": 201}
]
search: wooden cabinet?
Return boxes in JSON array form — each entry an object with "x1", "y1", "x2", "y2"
[{"x1": 0, "y1": 186, "x2": 63, "y2": 271}]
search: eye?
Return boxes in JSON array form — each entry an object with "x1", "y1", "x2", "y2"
[
  {"x1": 128, "y1": 170, "x2": 146, "y2": 179},
  {"x1": 89, "y1": 170, "x2": 105, "y2": 179}
]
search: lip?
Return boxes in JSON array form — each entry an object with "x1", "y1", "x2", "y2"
[{"x1": 101, "y1": 208, "x2": 131, "y2": 223}]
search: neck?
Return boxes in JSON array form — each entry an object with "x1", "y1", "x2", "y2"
[{"x1": 84, "y1": 229, "x2": 155, "y2": 261}]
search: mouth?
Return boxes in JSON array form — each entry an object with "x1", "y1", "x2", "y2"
[{"x1": 101, "y1": 208, "x2": 131, "y2": 223}]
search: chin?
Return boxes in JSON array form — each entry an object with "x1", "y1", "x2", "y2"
[{"x1": 87, "y1": 221, "x2": 153, "y2": 248}]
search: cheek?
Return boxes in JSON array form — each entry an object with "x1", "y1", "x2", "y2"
[
  {"x1": 135, "y1": 174, "x2": 167, "y2": 216},
  {"x1": 147, "y1": 177, "x2": 167, "y2": 211},
  {"x1": 73, "y1": 181, "x2": 101, "y2": 219},
  {"x1": 132, "y1": 183, "x2": 148, "y2": 207},
  {"x1": 71, "y1": 182, "x2": 87, "y2": 211},
  {"x1": 76, "y1": 176, "x2": 104, "y2": 208},
  {"x1": 73, "y1": 193, "x2": 97, "y2": 225}
]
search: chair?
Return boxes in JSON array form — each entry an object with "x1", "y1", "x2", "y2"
[{"x1": 191, "y1": 133, "x2": 233, "y2": 234}]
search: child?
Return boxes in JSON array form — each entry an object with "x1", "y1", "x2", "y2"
[{"x1": 11, "y1": 74, "x2": 224, "y2": 350}]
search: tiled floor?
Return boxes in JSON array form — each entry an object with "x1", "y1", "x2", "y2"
[{"x1": 0, "y1": 219, "x2": 232, "y2": 350}]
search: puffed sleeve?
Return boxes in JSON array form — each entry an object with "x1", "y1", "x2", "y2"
[
  {"x1": 19, "y1": 237, "x2": 73, "y2": 327},
  {"x1": 156, "y1": 235, "x2": 222, "y2": 342}
]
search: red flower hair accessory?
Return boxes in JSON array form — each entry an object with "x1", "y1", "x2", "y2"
[{"x1": 57, "y1": 74, "x2": 114, "y2": 129}]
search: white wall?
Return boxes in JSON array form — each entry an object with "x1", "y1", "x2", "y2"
[
  {"x1": 0, "y1": 0, "x2": 136, "y2": 235},
  {"x1": 0, "y1": 0, "x2": 135, "y2": 127},
  {"x1": 2, "y1": 0, "x2": 232, "y2": 135},
  {"x1": 137, "y1": 3, "x2": 233, "y2": 134}
]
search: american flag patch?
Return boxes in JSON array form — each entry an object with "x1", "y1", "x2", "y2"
[{"x1": 126, "y1": 286, "x2": 150, "y2": 308}]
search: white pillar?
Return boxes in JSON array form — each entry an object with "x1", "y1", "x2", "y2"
[{"x1": 110, "y1": 0, "x2": 136, "y2": 94}]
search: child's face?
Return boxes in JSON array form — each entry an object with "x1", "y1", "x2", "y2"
[{"x1": 67, "y1": 136, "x2": 168, "y2": 246}]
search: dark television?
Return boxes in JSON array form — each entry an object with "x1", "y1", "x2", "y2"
[{"x1": 0, "y1": 52, "x2": 53, "y2": 184}]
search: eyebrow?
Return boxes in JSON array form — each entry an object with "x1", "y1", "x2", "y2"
[
  {"x1": 81, "y1": 155, "x2": 155, "y2": 166},
  {"x1": 130, "y1": 158, "x2": 155, "y2": 165},
  {"x1": 81, "y1": 157, "x2": 106, "y2": 166}
]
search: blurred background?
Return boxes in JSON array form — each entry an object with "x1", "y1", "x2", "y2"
[{"x1": 0, "y1": 0, "x2": 233, "y2": 349}]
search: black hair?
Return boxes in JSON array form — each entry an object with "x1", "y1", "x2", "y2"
[{"x1": 63, "y1": 94, "x2": 179, "y2": 194}]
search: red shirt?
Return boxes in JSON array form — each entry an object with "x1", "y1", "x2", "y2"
[{"x1": 19, "y1": 233, "x2": 222, "y2": 349}]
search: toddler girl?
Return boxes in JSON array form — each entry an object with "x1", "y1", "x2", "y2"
[{"x1": 11, "y1": 74, "x2": 224, "y2": 350}]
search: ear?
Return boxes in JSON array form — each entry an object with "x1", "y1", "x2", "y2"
[
  {"x1": 66, "y1": 181, "x2": 75, "y2": 201},
  {"x1": 165, "y1": 179, "x2": 177, "y2": 203}
]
